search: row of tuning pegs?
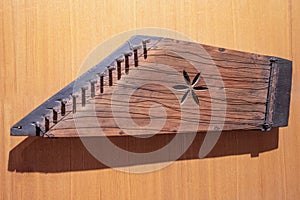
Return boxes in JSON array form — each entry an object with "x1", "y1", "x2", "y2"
[{"x1": 34, "y1": 38, "x2": 151, "y2": 137}]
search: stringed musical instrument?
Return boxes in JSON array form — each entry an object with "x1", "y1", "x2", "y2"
[{"x1": 10, "y1": 35, "x2": 292, "y2": 137}]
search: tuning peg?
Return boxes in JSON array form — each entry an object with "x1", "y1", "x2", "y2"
[
  {"x1": 107, "y1": 66, "x2": 116, "y2": 86},
  {"x1": 90, "y1": 79, "x2": 97, "y2": 98},
  {"x1": 60, "y1": 99, "x2": 67, "y2": 116},
  {"x1": 97, "y1": 72, "x2": 105, "y2": 94},
  {"x1": 52, "y1": 108, "x2": 58, "y2": 124},
  {"x1": 44, "y1": 115, "x2": 50, "y2": 132},
  {"x1": 116, "y1": 56, "x2": 124, "y2": 80},
  {"x1": 45, "y1": 107, "x2": 58, "y2": 124},
  {"x1": 132, "y1": 45, "x2": 142, "y2": 67},
  {"x1": 32, "y1": 122, "x2": 41, "y2": 136},
  {"x1": 142, "y1": 39, "x2": 151, "y2": 59},
  {"x1": 72, "y1": 94, "x2": 78, "y2": 113},
  {"x1": 124, "y1": 52, "x2": 132, "y2": 74},
  {"x1": 81, "y1": 86, "x2": 88, "y2": 107}
]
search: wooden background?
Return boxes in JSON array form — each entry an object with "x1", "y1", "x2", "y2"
[{"x1": 1, "y1": 0, "x2": 300, "y2": 199}]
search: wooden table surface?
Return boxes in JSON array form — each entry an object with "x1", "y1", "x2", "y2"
[{"x1": 1, "y1": 0, "x2": 300, "y2": 199}]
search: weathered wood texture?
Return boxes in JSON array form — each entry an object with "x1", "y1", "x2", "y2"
[
  {"x1": 1, "y1": 0, "x2": 300, "y2": 200},
  {"x1": 46, "y1": 38, "x2": 291, "y2": 138}
]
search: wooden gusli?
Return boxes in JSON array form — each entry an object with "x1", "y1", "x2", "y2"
[{"x1": 10, "y1": 35, "x2": 292, "y2": 137}]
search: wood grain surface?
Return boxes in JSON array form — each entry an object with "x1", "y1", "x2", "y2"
[
  {"x1": 1, "y1": 0, "x2": 300, "y2": 200},
  {"x1": 47, "y1": 38, "x2": 278, "y2": 137}
]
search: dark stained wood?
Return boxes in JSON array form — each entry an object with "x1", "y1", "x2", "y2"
[{"x1": 271, "y1": 58, "x2": 292, "y2": 127}]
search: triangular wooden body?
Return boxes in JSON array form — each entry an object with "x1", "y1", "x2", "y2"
[{"x1": 11, "y1": 35, "x2": 292, "y2": 137}]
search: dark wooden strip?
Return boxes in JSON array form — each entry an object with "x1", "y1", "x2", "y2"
[{"x1": 271, "y1": 58, "x2": 292, "y2": 127}]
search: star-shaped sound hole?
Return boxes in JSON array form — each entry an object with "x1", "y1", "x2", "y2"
[{"x1": 172, "y1": 70, "x2": 208, "y2": 105}]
